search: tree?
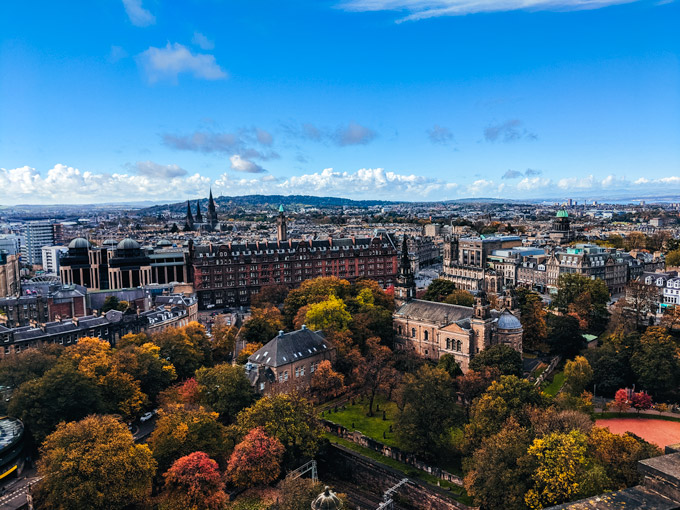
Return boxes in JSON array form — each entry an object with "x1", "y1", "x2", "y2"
[
  {"x1": 563, "y1": 356, "x2": 593, "y2": 396},
  {"x1": 469, "y1": 344, "x2": 523, "y2": 377},
  {"x1": 102, "y1": 295, "x2": 128, "y2": 312},
  {"x1": 0, "y1": 346, "x2": 61, "y2": 388},
  {"x1": 396, "y1": 365, "x2": 464, "y2": 460},
  {"x1": 304, "y1": 295, "x2": 352, "y2": 332},
  {"x1": 234, "y1": 392, "x2": 321, "y2": 465},
  {"x1": 443, "y1": 289, "x2": 475, "y2": 307},
  {"x1": 518, "y1": 291, "x2": 547, "y2": 351},
  {"x1": 554, "y1": 274, "x2": 610, "y2": 333},
  {"x1": 357, "y1": 336, "x2": 392, "y2": 417},
  {"x1": 666, "y1": 249, "x2": 680, "y2": 267},
  {"x1": 114, "y1": 342, "x2": 177, "y2": 403},
  {"x1": 613, "y1": 388, "x2": 630, "y2": 413},
  {"x1": 456, "y1": 368, "x2": 500, "y2": 417},
  {"x1": 241, "y1": 306, "x2": 285, "y2": 344},
  {"x1": 251, "y1": 284, "x2": 290, "y2": 308},
  {"x1": 8, "y1": 363, "x2": 102, "y2": 442},
  {"x1": 283, "y1": 277, "x2": 352, "y2": 326},
  {"x1": 423, "y1": 279, "x2": 457, "y2": 302},
  {"x1": 227, "y1": 427, "x2": 285, "y2": 488},
  {"x1": 464, "y1": 418, "x2": 533, "y2": 510},
  {"x1": 210, "y1": 316, "x2": 238, "y2": 363},
  {"x1": 160, "y1": 452, "x2": 227, "y2": 510},
  {"x1": 195, "y1": 363, "x2": 256, "y2": 424},
  {"x1": 546, "y1": 314, "x2": 584, "y2": 358},
  {"x1": 626, "y1": 281, "x2": 659, "y2": 330},
  {"x1": 150, "y1": 404, "x2": 229, "y2": 473},
  {"x1": 524, "y1": 430, "x2": 606, "y2": 510},
  {"x1": 630, "y1": 327, "x2": 680, "y2": 398},
  {"x1": 36, "y1": 415, "x2": 156, "y2": 510},
  {"x1": 154, "y1": 323, "x2": 211, "y2": 379},
  {"x1": 311, "y1": 360, "x2": 345, "y2": 400},
  {"x1": 630, "y1": 391, "x2": 653, "y2": 413},
  {"x1": 236, "y1": 342, "x2": 263, "y2": 364},
  {"x1": 437, "y1": 353, "x2": 463, "y2": 378},
  {"x1": 277, "y1": 477, "x2": 324, "y2": 510}
]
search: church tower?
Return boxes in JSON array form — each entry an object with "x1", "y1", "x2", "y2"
[
  {"x1": 184, "y1": 201, "x2": 194, "y2": 231},
  {"x1": 195, "y1": 200, "x2": 203, "y2": 224},
  {"x1": 276, "y1": 205, "x2": 288, "y2": 242},
  {"x1": 207, "y1": 188, "x2": 218, "y2": 229},
  {"x1": 471, "y1": 291, "x2": 493, "y2": 355},
  {"x1": 394, "y1": 235, "x2": 416, "y2": 308}
]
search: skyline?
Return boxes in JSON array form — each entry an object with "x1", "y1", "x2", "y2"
[{"x1": 1, "y1": 0, "x2": 679, "y2": 205}]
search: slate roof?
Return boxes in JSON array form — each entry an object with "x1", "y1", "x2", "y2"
[
  {"x1": 249, "y1": 327, "x2": 330, "y2": 368},
  {"x1": 394, "y1": 299, "x2": 473, "y2": 325}
]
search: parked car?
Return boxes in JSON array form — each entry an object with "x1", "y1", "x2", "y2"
[{"x1": 140, "y1": 412, "x2": 154, "y2": 422}]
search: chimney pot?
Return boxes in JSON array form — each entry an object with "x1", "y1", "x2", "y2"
[
  {"x1": 301, "y1": 324, "x2": 306, "y2": 330},
  {"x1": 278, "y1": 330, "x2": 284, "y2": 336}
]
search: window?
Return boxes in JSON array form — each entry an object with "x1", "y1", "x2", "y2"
[
  {"x1": 278, "y1": 373, "x2": 284, "y2": 383},
  {"x1": 260, "y1": 382, "x2": 265, "y2": 391},
  {"x1": 446, "y1": 338, "x2": 450, "y2": 349},
  {"x1": 284, "y1": 371, "x2": 289, "y2": 381},
  {"x1": 310, "y1": 362, "x2": 316, "y2": 373},
  {"x1": 300, "y1": 366, "x2": 305, "y2": 376},
  {"x1": 424, "y1": 331, "x2": 429, "y2": 341},
  {"x1": 295, "y1": 367, "x2": 300, "y2": 377},
  {"x1": 411, "y1": 328, "x2": 416, "y2": 338},
  {"x1": 456, "y1": 340, "x2": 462, "y2": 352}
]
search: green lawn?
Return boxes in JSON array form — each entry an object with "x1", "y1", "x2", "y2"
[
  {"x1": 323, "y1": 433, "x2": 473, "y2": 506},
  {"x1": 531, "y1": 362, "x2": 548, "y2": 380},
  {"x1": 321, "y1": 394, "x2": 400, "y2": 447},
  {"x1": 543, "y1": 371, "x2": 565, "y2": 396}
]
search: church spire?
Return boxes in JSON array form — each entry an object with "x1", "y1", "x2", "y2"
[
  {"x1": 195, "y1": 200, "x2": 203, "y2": 223},
  {"x1": 207, "y1": 187, "x2": 218, "y2": 229},
  {"x1": 184, "y1": 201, "x2": 194, "y2": 231}
]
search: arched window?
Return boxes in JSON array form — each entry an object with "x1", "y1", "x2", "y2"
[
  {"x1": 411, "y1": 328, "x2": 416, "y2": 338},
  {"x1": 398, "y1": 325, "x2": 402, "y2": 335},
  {"x1": 456, "y1": 340, "x2": 462, "y2": 352},
  {"x1": 424, "y1": 331, "x2": 429, "y2": 341},
  {"x1": 446, "y1": 338, "x2": 450, "y2": 349}
]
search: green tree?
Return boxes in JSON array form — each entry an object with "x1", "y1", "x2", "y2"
[
  {"x1": 114, "y1": 342, "x2": 177, "y2": 403},
  {"x1": 396, "y1": 365, "x2": 464, "y2": 460},
  {"x1": 464, "y1": 418, "x2": 533, "y2": 510},
  {"x1": 101, "y1": 295, "x2": 128, "y2": 312},
  {"x1": 563, "y1": 356, "x2": 594, "y2": 396},
  {"x1": 518, "y1": 291, "x2": 547, "y2": 351},
  {"x1": 304, "y1": 295, "x2": 352, "y2": 332},
  {"x1": 631, "y1": 326, "x2": 680, "y2": 398},
  {"x1": 150, "y1": 404, "x2": 229, "y2": 473},
  {"x1": 437, "y1": 353, "x2": 463, "y2": 378},
  {"x1": 469, "y1": 344, "x2": 523, "y2": 377},
  {"x1": 8, "y1": 363, "x2": 102, "y2": 442},
  {"x1": 233, "y1": 392, "x2": 321, "y2": 466},
  {"x1": 0, "y1": 346, "x2": 61, "y2": 388},
  {"x1": 36, "y1": 415, "x2": 156, "y2": 510},
  {"x1": 423, "y1": 279, "x2": 457, "y2": 302},
  {"x1": 241, "y1": 306, "x2": 285, "y2": 344},
  {"x1": 154, "y1": 323, "x2": 211, "y2": 379},
  {"x1": 546, "y1": 314, "x2": 584, "y2": 358},
  {"x1": 195, "y1": 363, "x2": 256, "y2": 424},
  {"x1": 554, "y1": 274, "x2": 610, "y2": 333},
  {"x1": 443, "y1": 289, "x2": 475, "y2": 307},
  {"x1": 210, "y1": 316, "x2": 238, "y2": 363}
]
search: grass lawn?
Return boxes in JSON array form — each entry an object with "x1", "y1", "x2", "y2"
[
  {"x1": 543, "y1": 371, "x2": 565, "y2": 397},
  {"x1": 531, "y1": 362, "x2": 548, "y2": 380},
  {"x1": 321, "y1": 394, "x2": 400, "y2": 447},
  {"x1": 323, "y1": 433, "x2": 473, "y2": 506}
]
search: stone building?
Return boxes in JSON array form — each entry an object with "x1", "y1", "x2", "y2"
[
  {"x1": 245, "y1": 326, "x2": 335, "y2": 395},
  {"x1": 0, "y1": 251, "x2": 20, "y2": 298}
]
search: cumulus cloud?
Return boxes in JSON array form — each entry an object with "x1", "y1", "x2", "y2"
[
  {"x1": 132, "y1": 161, "x2": 188, "y2": 178},
  {"x1": 340, "y1": 0, "x2": 640, "y2": 22},
  {"x1": 122, "y1": 0, "x2": 155, "y2": 27},
  {"x1": 192, "y1": 32, "x2": 215, "y2": 50},
  {"x1": 162, "y1": 128, "x2": 278, "y2": 160},
  {"x1": 466, "y1": 179, "x2": 501, "y2": 197},
  {"x1": 484, "y1": 119, "x2": 537, "y2": 143},
  {"x1": 502, "y1": 169, "x2": 522, "y2": 179},
  {"x1": 136, "y1": 43, "x2": 227, "y2": 83},
  {"x1": 230, "y1": 155, "x2": 266, "y2": 173},
  {"x1": 285, "y1": 122, "x2": 378, "y2": 146},
  {"x1": 427, "y1": 125, "x2": 454, "y2": 145},
  {"x1": 525, "y1": 168, "x2": 542, "y2": 176},
  {"x1": 517, "y1": 176, "x2": 552, "y2": 191}
]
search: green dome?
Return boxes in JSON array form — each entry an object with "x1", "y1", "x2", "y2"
[{"x1": 556, "y1": 208, "x2": 569, "y2": 218}]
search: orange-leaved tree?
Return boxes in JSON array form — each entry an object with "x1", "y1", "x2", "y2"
[
  {"x1": 227, "y1": 427, "x2": 285, "y2": 488},
  {"x1": 161, "y1": 451, "x2": 227, "y2": 510}
]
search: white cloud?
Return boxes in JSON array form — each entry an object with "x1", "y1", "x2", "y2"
[
  {"x1": 465, "y1": 179, "x2": 501, "y2": 197},
  {"x1": 558, "y1": 175, "x2": 596, "y2": 189},
  {"x1": 517, "y1": 176, "x2": 552, "y2": 191},
  {"x1": 192, "y1": 32, "x2": 215, "y2": 50},
  {"x1": 136, "y1": 43, "x2": 227, "y2": 84},
  {"x1": 133, "y1": 161, "x2": 188, "y2": 178},
  {"x1": 230, "y1": 155, "x2": 266, "y2": 174},
  {"x1": 341, "y1": 0, "x2": 640, "y2": 21},
  {"x1": 122, "y1": 0, "x2": 155, "y2": 27}
]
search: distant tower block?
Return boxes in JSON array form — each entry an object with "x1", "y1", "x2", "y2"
[{"x1": 276, "y1": 205, "x2": 288, "y2": 242}]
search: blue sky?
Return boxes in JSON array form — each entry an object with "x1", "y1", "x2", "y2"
[{"x1": 1, "y1": 0, "x2": 678, "y2": 204}]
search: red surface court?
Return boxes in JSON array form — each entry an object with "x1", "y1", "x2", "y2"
[{"x1": 596, "y1": 418, "x2": 680, "y2": 448}]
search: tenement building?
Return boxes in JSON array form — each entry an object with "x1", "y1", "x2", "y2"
[{"x1": 192, "y1": 211, "x2": 398, "y2": 309}]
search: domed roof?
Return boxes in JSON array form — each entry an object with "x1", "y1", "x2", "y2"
[
  {"x1": 311, "y1": 487, "x2": 343, "y2": 510},
  {"x1": 497, "y1": 309, "x2": 522, "y2": 330},
  {"x1": 68, "y1": 238, "x2": 90, "y2": 249},
  {"x1": 156, "y1": 239, "x2": 172, "y2": 247},
  {"x1": 117, "y1": 238, "x2": 140, "y2": 250},
  {"x1": 556, "y1": 208, "x2": 569, "y2": 218},
  {"x1": 103, "y1": 239, "x2": 118, "y2": 246}
]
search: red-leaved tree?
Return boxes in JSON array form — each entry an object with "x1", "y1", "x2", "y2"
[
  {"x1": 612, "y1": 388, "x2": 630, "y2": 413},
  {"x1": 631, "y1": 392, "x2": 653, "y2": 413},
  {"x1": 161, "y1": 451, "x2": 227, "y2": 510},
  {"x1": 227, "y1": 427, "x2": 285, "y2": 488}
]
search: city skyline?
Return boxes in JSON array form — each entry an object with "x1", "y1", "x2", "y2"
[{"x1": 1, "y1": 0, "x2": 679, "y2": 204}]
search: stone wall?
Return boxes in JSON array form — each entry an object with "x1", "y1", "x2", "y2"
[
  {"x1": 321, "y1": 419, "x2": 464, "y2": 486},
  {"x1": 319, "y1": 443, "x2": 473, "y2": 510}
]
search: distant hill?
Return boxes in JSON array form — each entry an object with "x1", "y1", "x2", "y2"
[{"x1": 140, "y1": 194, "x2": 400, "y2": 215}]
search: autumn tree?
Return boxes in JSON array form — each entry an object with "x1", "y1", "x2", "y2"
[
  {"x1": 630, "y1": 391, "x2": 653, "y2": 412},
  {"x1": 554, "y1": 274, "x2": 610, "y2": 333},
  {"x1": 396, "y1": 365, "x2": 464, "y2": 460},
  {"x1": 195, "y1": 363, "x2": 256, "y2": 424},
  {"x1": 563, "y1": 356, "x2": 594, "y2": 396},
  {"x1": 150, "y1": 404, "x2": 229, "y2": 473},
  {"x1": 8, "y1": 363, "x2": 102, "y2": 442},
  {"x1": 517, "y1": 290, "x2": 547, "y2": 350},
  {"x1": 0, "y1": 345, "x2": 61, "y2": 388},
  {"x1": 160, "y1": 452, "x2": 227, "y2": 510},
  {"x1": 626, "y1": 281, "x2": 658, "y2": 330},
  {"x1": 233, "y1": 392, "x2": 321, "y2": 465},
  {"x1": 210, "y1": 316, "x2": 238, "y2": 363},
  {"x1": 357, "y1": 336, "x2": 393, "y2": 416},
  {"x1": 251, "y1": 284, "x2": 290, "y2": 308},
  {"x1": 666, "y1": 249, "x2": 680, "y2": 267},
  {"x1": 113, "y1": 342, "x2": 177, "y2": 403},
  {"x1": 283, "y1": 277, "x2": 352, "y2": 326},
  {"x1": 154, "y1": 323, "x2": 212, "y2": 379},
  {"x1": 159, "y1": 377, "x2": 202, "y2": 408},
  {"x1": 236, "y1": 342, "x2": 263, "y2": 364},
  {"x1": 464, "y1": 418, "x2": 533, "y2": 510},
  {"x1": 36, "y1": 415, "x2": 156, "y2": 510},
  {"x1": 311, "y1": 360, "x2": 345, "y2": 400},
  {"x1": 524, "y1": 430, "x2": 608, "y2": 509},
  {"x1": 613, "y1": 388, "x2": 631, "y2": 413},
  {"x1": 241, "y1": 306, "x2": 285, "y2": 344},
  {"x1": 631, "y1": 326, "x2": 680, "y2": 398},
  {"x1": 277, "y1": 477, "x2": 324, "y2": 510},
  {"x1": 227, "y1": 427, "x2": 285, "y2": 488},
  {"x1": 469, "y1": 344, "x2": 523, "y2": 377},
  {"x1": 443, "y1": 289, "x2": 475, "y2": 307},
  {"x1": 455, "y1": 367, "x2": 500, "y2": 418},
  {"x1": 304, "y1": 294, "x2": 352, "y2": 332}
]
